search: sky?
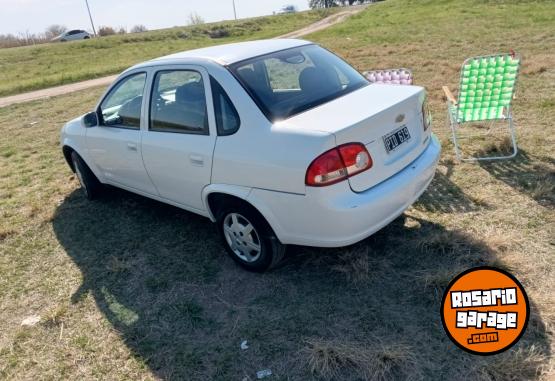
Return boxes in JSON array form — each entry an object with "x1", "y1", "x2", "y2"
[{"x1": 0, "y1": 0, "x2": 311, "y2": 35}]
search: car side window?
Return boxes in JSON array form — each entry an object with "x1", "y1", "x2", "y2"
[
  {"x1": 150, "y1": 70, "x2": 208, "y2": 135},
  {"x1": 99, "y1": 72, "x2": 146, "y2": 129},
  {"x1": 210, "y1": 77, "x2": 240, "y2": 136}
]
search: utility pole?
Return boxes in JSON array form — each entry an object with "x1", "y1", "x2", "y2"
[
  {"x1": 232, "y1": 0, "x2": 237, "y2": 20},
  {"x1": 85, "y1": 0, "x2": 97, "y2": 37}
]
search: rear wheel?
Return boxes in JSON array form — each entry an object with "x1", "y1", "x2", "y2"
[
  {"x1": 71, "y1": 151, "x2": 101, "y2": 200},
  {"x1": 216, "y1": 201, "x2": 285, "y2": 272}
]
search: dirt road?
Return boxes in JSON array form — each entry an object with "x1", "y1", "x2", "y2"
[
  {"x1": 0, "y1": 76, "x2": 119, "y2": 108},
  {"x1": 0, "y1": 6, "x2": 367, "y2": 108},
  {"x1": 277, "y1": 6, "x2": 366, "y2": 39}
]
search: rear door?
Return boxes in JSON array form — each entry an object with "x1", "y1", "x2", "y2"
[
  {"x1": 141, "y1": 66, "x2": 217, "y2": 211},
  {"x1": 86, "y1": 71, "x2": 158, "y2": 194}
]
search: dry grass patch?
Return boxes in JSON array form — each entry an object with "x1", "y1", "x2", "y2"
[
  {"x1": 41, "y1": 304, "x2": 69, "y2": 327},
  {"x1": 304, "y1": 338, "x2": 417, "y2": 381},
  {"x1": 415, "y1": 267, "x2": 463, "y2": 299},
  {"x1": 330, "y1": 247, "x2": 372, "y2": 283},
  {"x1": 529, "y1": 170, "x2": 555, "y2": 203},
  {"x1": 0, "y1": 228, "x2": 15, "y2": 242},
  {"x1": 327, "y1": 245, "x2": 394, "y2": 284},
  {"x1": 476, "y1": 345, "x2": 550, "y2": 381}
]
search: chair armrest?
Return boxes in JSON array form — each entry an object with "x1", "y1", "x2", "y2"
[{"x1": 442, "y1": 86, "x2": 457, "y2": 105}]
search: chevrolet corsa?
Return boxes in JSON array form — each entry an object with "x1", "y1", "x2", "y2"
[{"x1": 60, "y1": 39, "x2": 441, "y2": 271}]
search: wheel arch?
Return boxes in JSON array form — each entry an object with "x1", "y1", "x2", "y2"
[
  {"x1": 62, "y1": 145, "x2": 76, "y2": 172},
  {"x1": 61, "y1": 140, "x2": 104, "y2": 183},
  {"x1": 203, "y1": 185, "x2": 252, "y2": 222},
  {"x1": 202, "y1": 184, "x2": 285, "y2": 243}
]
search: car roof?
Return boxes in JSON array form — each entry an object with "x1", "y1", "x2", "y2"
[{"x1": 143, "y1": 38, "x2": 312, "y2": 67}]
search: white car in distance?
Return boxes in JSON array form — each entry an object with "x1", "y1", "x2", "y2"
[
  {"x1": 274, "y1": 5, "x2": 297, "y2": 14},
  {"x1": 52, "y1": 29, "x2": 91, "y2": 42},
  {"x1": 60, "y1": 39, "x2": 440, "y2": 272}
]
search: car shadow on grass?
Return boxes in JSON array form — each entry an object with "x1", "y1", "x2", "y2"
[
  {"x1": 478, "y1": 150, "x2": 555, "y2": 208},
  {"x1": 413, "y1": 169, "x2": 488, "y2": 213},
  {"x1": 52, "y1": 188, "x2": 551, "y2": 380}
]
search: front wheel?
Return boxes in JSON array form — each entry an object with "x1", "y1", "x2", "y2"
[
  {"x1": 217, "y1": 203, "x2": 285, "y2": 272},
  {"x1": 71, "y1": 151, "x2": 102, "y2": 200}
]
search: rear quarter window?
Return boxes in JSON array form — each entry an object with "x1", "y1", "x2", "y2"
[{"x1": 210, "y1": 77, "x2": 240, "y2": 136}]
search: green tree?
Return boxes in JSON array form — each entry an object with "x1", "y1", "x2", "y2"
[
  {"x1": 309, "y1": 0, "x2": 338, "y2": 8},
  {"x1": 130, "y1": 25, "x2": 148, "y2": 33}
]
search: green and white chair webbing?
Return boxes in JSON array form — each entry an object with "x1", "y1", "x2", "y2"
[{"x1": 455, "y1": 54, "x2": 520, "y2": 123}]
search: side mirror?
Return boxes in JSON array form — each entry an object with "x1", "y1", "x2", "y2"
[{"x1": 83, "y1": 111, "x2": 99, "y2": 127}]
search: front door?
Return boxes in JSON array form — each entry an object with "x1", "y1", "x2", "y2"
[
  {"x1": 141, "y1": 67, "x2": 217, "y2": 211},
  {"x1": 86, "y1": 72, "x2": 157, "y2": 195}
]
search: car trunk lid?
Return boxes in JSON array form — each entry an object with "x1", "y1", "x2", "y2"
[{"x1": 283, "y1": 84, "x2": 431, "y2": 192}]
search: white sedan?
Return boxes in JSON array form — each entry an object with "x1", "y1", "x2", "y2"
[
  {"x1": 275, "y1": 5, "x2": 297, "y2": 14},
  {"x1": 60, "y1": 39, "x2": 440, "y2": 271},
  {"x1": 52, "y1": 29, "x2": 91, "y2": 42}
]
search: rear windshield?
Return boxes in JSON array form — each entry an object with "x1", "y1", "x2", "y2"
[{"x1": 228, "y1": 44, "x2": 368, "y2": 121}]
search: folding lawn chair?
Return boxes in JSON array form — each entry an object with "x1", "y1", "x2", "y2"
[
  {"x1": 443, "y1": 53, "x2": 521, "y2": 161},
  {"x1": 364, "y1": 68, "x2": 413, "y2": 85}
]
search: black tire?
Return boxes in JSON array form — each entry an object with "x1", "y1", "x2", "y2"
[
  {"x1": 216, "y1": 201, "x2": 286, "y2": 272},
  {"x1": 71, "y1": 151, "x2": 102, "y2": 200},
  {"x1": 83, "y1": 36, "x2": 90, "y2": 40}
]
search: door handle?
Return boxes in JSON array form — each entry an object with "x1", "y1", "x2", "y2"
[
  {"x1": 189, "y1": 154, "x2": 204, "y2": 166},
  {"x1": 127, "y1": 143, "x2": 137, "y2": 151}
]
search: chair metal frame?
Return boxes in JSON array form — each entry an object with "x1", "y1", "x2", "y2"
[{"x1": 443, "y1": 53, "x2": 521, "y2": 162}]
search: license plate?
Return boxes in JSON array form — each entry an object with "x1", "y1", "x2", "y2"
[{"x1": 383, "y1": 125, "x2": 411, "y2": 153}]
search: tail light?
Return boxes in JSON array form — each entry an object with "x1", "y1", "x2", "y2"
[
  {"x1": 306, "y1": 143, "x2": 373, "y2": 187},
  {"x1": 422, "y1": 98, "x2": 432, "y2": 131}
]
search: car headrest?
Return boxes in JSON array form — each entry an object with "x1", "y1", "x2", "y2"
[
  {"x1": 299, "y1": 66, "x2": 341, "y2": 96},
  {"x1": 119, "y1": 96, "x2": 142, "y2": 118},
  {"x1": 175, "y1": 81, "x2": 205, "y2": 104},
  {"x1": 118, "y1": 96, "x2": 142, "y2": 127}
]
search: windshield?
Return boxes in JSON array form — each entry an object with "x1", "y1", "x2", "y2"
[{"x1": 229, "y1": 44, "x2": 368, "y2": 121}]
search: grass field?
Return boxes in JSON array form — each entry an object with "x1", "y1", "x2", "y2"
[
  {"x1": 1, "y1": 0, "x2": 554, "y2": 380},
  {"x1": 0, "y1": 9, "x2": 335, "y2": 97}
]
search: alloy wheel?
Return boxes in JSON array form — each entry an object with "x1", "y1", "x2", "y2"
[{"x1": 223, "y1": 213, "x2": 262, "y2": 262}]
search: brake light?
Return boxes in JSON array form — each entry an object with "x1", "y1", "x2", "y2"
[
  {"x1": 306, "y1": 143, "x2": 373, "y2": 186},
  {"x1": 422, "y1": 99, "x2": 432, "y2": 131}
]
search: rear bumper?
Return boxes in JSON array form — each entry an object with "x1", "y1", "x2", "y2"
[{"x1": 248, "y1": 134, "x2": 441, "y2": 247}]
